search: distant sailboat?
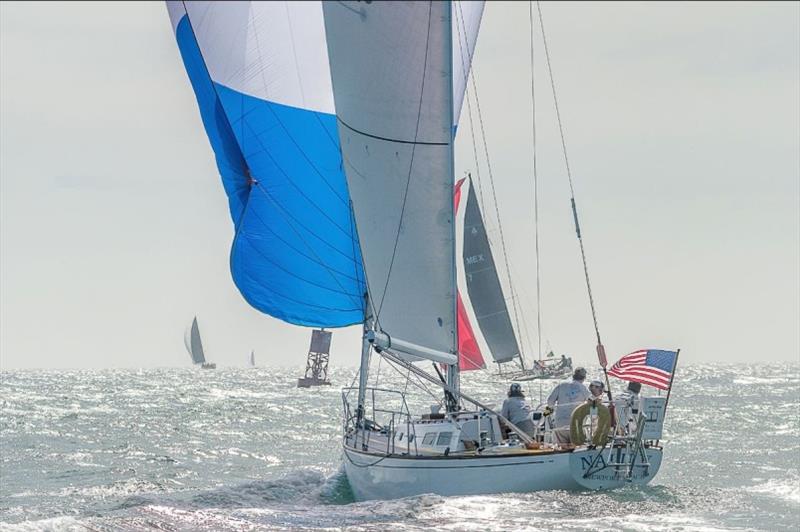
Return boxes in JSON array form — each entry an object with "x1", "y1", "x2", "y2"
[
  {"x1": 248, "y1": 350, "x2": 256, "y2": 368},
  {"x1": 184, "y1": 316, "x2": 216, "y2": 369}
]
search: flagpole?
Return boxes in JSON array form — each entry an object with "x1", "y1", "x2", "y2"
[
  {"x1": 655, "y1": 349, "x2": 680, "y2": 448},
  {"x1": 662, "y1": 348, "x2": 681, "y2": 417}
]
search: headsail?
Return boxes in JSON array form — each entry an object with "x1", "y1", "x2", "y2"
[
  {"x1": 454, "y1": 178, "x2": 486, "y2": 371},
  {"x1": 461, "y1": 180, "x2": 521, "y2": 364},
  {"x1": 166, "y1": 1, "x2": 365, "y2": 328},
  {"x1": 323, "y1": 1, "x2": 459, "y2": 364},
  {"x1": 184, "y1": 316, "x2": 206, "y2": 365}
]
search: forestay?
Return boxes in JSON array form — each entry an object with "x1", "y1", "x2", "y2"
[
  {"x1": 462, "y1": 180, "x2": 521, "y2": 363},
  {"x1": 166, "y1": 1, "x2": 483, "y2": 332},
  {"x1": 323, "y1": 1, "x2": 459, "y2": 364}
]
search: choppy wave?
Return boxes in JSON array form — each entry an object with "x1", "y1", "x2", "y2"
[{"x1": 1, "y1": 364, "x2": 798, "y2": 530}]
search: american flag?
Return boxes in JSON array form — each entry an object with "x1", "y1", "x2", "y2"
[{"x1": 608, "y1": 349, "x2": 678, "y2": 390}]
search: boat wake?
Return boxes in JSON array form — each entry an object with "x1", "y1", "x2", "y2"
[{"x1": 0, "y1": 470, "x2": 790, "y2": 531}]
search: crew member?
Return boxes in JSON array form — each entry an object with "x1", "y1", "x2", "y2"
[
  {"x1": 589, "y1": 379, "x2": 605, "y2": 399},
  {"x1": 500, "y1": 383, "x2": 535, "y2": 437},
  {"x1": 544, "y1": 367, "x2": 591, "y2": 443},
  {"x1": 615, "y1": 381, "x2": 642, "y2": 434}
]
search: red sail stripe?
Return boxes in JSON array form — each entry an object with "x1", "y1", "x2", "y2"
[
  {"x1": 454, "y1": 177, "x2": 485, "y2": 372},
  {"x1": 456, "y1": 291, "x2": 486, "y2": 371}
]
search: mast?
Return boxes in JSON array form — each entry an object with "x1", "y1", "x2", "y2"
[
  {"x1": 323, "y1": 0, "x2": 463, "y2": 404},
  {"x1": 356, "y1": 325, "x2": 371, "y2": 426},
  {"x1": 356, "y1": 292, "x2": 372, "y2": 426},
  {"x1": 445, "y1": 0, "x2": 459, "y2": 412}
]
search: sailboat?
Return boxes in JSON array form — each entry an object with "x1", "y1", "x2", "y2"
[
  {"x1": 514, "y1": 351, "x2": 573, "y2": 381},
  {"x1": 167, "y1": 0, "x2": 671, "y2": 500},
  {"x1": 248, "y1": 350, "x2": 256, "y2": 368},
  {"x1": 455, "y1": 176, "x2": 572, "y2": 382},
  {"x1": 184, "y1": 316, "x2": 216, "y2": 370},
  {"x1": 456, "y1": 177, "x2": 522, "y2": 374}
]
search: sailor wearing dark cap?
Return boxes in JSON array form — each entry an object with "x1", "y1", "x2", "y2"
[{"x1": 500, "y1": 383, "x2": 535, "y2": 437}]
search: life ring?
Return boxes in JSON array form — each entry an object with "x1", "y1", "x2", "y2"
[{"x1": 570, "y1": 399, "x2": 611, "y2": 446}]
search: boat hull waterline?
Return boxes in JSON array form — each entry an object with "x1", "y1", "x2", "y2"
[{"x1": 342, "y1": 445, "x2": 663, "y2": 500}]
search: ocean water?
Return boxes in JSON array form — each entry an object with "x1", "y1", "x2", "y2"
[{"x1": 1, "y1": 363, "x2": 798, "y2": 531}]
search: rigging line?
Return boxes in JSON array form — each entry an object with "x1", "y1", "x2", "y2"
[
  {"x1": 535, "y1": 1, "x2": 603, "y2": 346},
  {"x1": 402, "y1": 361, "x2": 412, "y2": 396},
  {"x1": 529, "y1": 1, "x2": 543, "y2": 362},
  {"x1": 535, "y1": 1, "x2": 575, "y2": 198},
  {"x1": 344, "y1": 360, "x2": 362, "y2": 403},
  {"x1": 458, "y1": 5, "x2": 526, "y2": 363},
  {"x1": 372, "y1": 352, "x2": 383, "y2": 388},
  {"x1": 383, "y1": 356, "x2": 443, "y2": 405},
  {"x1": 455, "y1": 4, "x2": 488, "y2": 221},
  {"x1": 513, "y1": 283, "x2": 534, "y2": 368},
  {"x1": 374, "y1": 1, "x2": 435, "y2": 324}
]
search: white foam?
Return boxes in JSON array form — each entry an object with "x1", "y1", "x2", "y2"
[{"x1": 750, "y1": 479, "x2": 800, "y2": 504}]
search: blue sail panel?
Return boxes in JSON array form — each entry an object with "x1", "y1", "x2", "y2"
[{"x1": 173, "y1": 13, "x2": 365, "y2": 327}]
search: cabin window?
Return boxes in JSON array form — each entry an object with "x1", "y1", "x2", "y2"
[
  {"x1": 422, "y1": 433, "x2": 436, "y2": 445},
  {"x1": 436, "y1": 432, "x2": 452, "y2": 446}
]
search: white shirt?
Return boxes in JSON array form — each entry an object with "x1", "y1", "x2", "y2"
[{"x1": 547, "y1": 379, "x2": 592, "y2": 427}]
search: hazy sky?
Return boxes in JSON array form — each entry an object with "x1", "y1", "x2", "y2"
[{"x1": 1, "y1": 1, "x2": 798, "y2": 369}]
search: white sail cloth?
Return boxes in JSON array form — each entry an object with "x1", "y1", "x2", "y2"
[{"x1": 323, "y1": 1, "x2": 461, "y2": 364}]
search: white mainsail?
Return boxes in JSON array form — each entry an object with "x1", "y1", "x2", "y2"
[{"x1": 323, "y1": 1, "x2": 457, "y2": 364}]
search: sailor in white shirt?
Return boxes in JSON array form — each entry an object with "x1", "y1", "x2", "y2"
[{"x1": 545, "y1": 367, "x2": 591, "y2": 443}]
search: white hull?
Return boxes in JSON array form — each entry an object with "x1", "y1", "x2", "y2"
[{"x1": 343, "y1": 445, "x2": 663, "y2": 501}]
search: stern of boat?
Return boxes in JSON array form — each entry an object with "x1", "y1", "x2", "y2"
[{"x1": 569, "y1": 445, "x2": 663, "y2": 489}]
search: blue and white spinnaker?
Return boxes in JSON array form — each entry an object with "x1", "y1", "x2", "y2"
[{"x1": 166, "y1": 1, "x2": 483, "y2": 329}]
